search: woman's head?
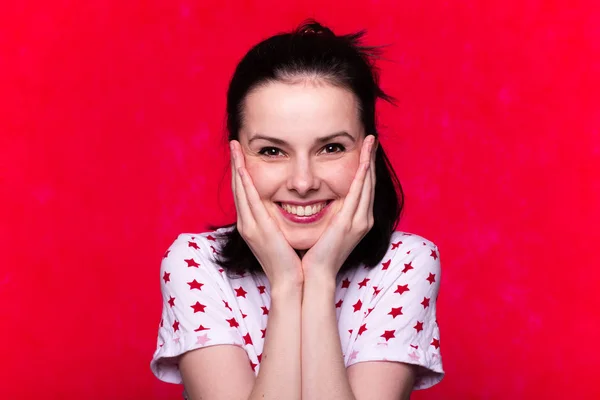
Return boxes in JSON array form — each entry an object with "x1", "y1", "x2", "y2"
[{"x1": 212, "y1": 20, "x2": 404, "y2": 275}]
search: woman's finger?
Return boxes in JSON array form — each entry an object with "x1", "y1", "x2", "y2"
[
  {"x1": 231, "y1": 142, "x2": 255, "y2": 227},
  {"x1": 338, "y1": 136, "x2": 373, "y2": 221},
  {"x1": 367, "y1": 138, "x2": 377, "y2": 220},
  {"x1": 354, "y1": 136, "x2": 375, "y2": 222},
  {"x1": 230, "y1": 141, "x2": 241, "y2": 223},
  {"x1": 238, "y1": 165, "x2": 272, "y2": 224}
]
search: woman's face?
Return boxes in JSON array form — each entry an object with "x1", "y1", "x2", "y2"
[{"x1": 238, "y1": 80, "x2": 366, "y2": 251}]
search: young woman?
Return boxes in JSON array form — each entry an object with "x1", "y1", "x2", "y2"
[{"x1": 151, "y1": 20, "x2": 444, "y2": 400}]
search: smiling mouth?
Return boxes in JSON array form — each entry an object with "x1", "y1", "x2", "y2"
[{"x1": 276, "y1": 200, "x2": 333, "y2": 217}]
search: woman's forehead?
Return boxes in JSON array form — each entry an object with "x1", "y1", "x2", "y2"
[{"x1": 241, "y1": 81, "x2": 362, "y2": 141}]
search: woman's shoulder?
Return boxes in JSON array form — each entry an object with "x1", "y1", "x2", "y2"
[
  {"x1": 390, "y1": 231, "x2": 437, "y2": 250},
  {"x1": 361, "y1": 230, "x2": 441, "y2": 281},
  {"x1": 161, "y1": 226, "x2": 234, "y2": 275},
  {"x1": 166, "y1": 226, "x2": 233, "y2": 257}
]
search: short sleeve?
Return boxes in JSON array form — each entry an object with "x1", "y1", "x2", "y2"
[
  {"x1": 150, "y1": 234, "x2": 245, "y2": 384},
  {"x1": 348, "y1": 236, "x2": 444, "y2": 389}
]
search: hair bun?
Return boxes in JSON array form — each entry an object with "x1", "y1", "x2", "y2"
[{"x1": 298, "y1": 21, "x2": 335, "y2": 37}]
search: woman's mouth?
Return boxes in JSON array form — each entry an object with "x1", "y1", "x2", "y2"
[{"x1": 276, "y1": 200, "x2": 333, "y2": 224}]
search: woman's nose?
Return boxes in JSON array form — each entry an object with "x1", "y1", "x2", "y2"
[{"x1": 287, "y1": 160, "x2": 319, "y2": 196}]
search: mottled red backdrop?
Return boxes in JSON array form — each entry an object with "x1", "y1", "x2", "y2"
[{"x1": 1, "y1": 1, "x2": 599, "y2": 399}]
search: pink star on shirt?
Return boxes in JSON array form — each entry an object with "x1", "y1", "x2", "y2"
[
  {"x1": 409, "y1": 351, "x2": 420, "y2": 361},
  {"x1": 196, "y1": 334, "x2": 211, "y2": 346},
  {"x1": 349, "y1": 350, "x2": 359, "y2": 361}
]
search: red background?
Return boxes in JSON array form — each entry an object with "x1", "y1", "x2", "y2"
[{"x1": 1, "y1": 1, "x2": 599, "y2": 399}]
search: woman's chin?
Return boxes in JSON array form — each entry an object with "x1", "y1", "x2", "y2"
[{"x1": 287, "y1": 237, "x2": 317, "y2": 252}]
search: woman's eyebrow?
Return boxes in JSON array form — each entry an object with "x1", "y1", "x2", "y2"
[{"x1": 248, "y1": 131, "x2": 355, "y2": 146}]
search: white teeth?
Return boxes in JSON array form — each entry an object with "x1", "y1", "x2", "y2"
[{"x1": 281, "y1": 202, "x2": 327, "y2": 216}]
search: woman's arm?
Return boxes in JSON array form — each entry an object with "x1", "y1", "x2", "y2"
[
  {"x1": 301, "y1": 271, "x2": 415, "y2": 400},
  {"x1": 179, "y1": 279, "x2": 302, "y2": 400},
  {"x1": 301, "y1": 271, "x2": 356, "y2": 400},
  {"x1": 249, "y1": 280, "x2": 302, "y2": 399}
]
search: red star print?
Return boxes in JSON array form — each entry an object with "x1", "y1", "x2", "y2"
[
  {"x1": 235, "y1": 286, "x2": 248, "y2": 298},
  {"x1": 185, "y1": 258, "x2": 200, "y2": 268},
  {"x1": 373, "y1": 286, "x2": 381, "y2": 296},
  {"x1": 219, "y1": 268, "x2": 225, "y2": 274},
  {"x1": 243, "y1": 333, "x2": 253, "y2": 345},
  {"x1": 261, "y1": 306, "x2": 269, "y2": 315},
  {"x1": 395, "y1": 284, "x2": 410, "y2": 295},
  {"x1": 210, "y1": 245, "x2": 218, "y2": 254},
  {"x1": 414, "y1": 321, "x2": 424, "y2": 332},
  {"x1": 358, "y1": 278, "x2": 370, "y2": 288},
  {"x1": 402, "y1": 262, "x2": 414, "y2": 273},
  {"x1": 410, "y1": 344, "x2": 419, "y2": 349},
  {"x1": 381, "y1": 259, "x2": 391, "y2": 270},
  {"x1": 335, "y1": 299, "x2": 343, "y2": 308},
  {"x1": 430, "y1": 249, "x2": 438, "y2": 260},
  {"x1": 353, "y1": 299, "x2": 363, "y2": 312},
  {"x1": 406, "y1": 250, "x2": 411, "y2": 254},
  {"x1": 421, "y1": 297, "x2": 430, "y2": 308},
  {"x1": 168, "y1": 296, "x2": 176, "y2": 308},
  {"x1": 381, "y1": 330, "x2": 396, "y2": 341},
  {"x1": 250, "y1": 361, "x2": 257, "y2": 371},
  {"x1": 188, "y1": 279, "x2": 203, "y2": 290},
  {"x1": 191, "y1": 301, "x2": 206, "y2": 313},
  {"x1": 431, "y1": 338, "x2": 440, "y2": 349},
  {"x1": 388, "y1": 307, "x2": 403, "y2": 318},
  {"x1": 188, "y1": 241, "x2": 199, "y2": 249},
  {"x1": 391, "y1": 241, "x2": 402, "y2": 249},
  {"x1": 206, "y1": 235, "x2": 216, "y2": 241},
  {"x1": 223, "y1": 301, "x2": 232, "y2": 311},
  {"x1": 163, "y1": 250, "x2": 170, "y2": 258},
  {"x1": 160, "y1": 319, "x2": 163, "y2": 327},
  {"x1": 226, "y1": 318, "x2": 239, "y2": 328},
  {"x1": 257, "y1": 285, "x2": 266, "y2": 294},
  {"x1": 257, "y1": 353, "x2": 262, "y2": 362},
  {"x1": 261, "y1": 329, "x2": 266, "y2": 338},
  {"x1": 172, "y1": 320, "x2": 180, "y2": 332},
  {"x1": 427, "y1": 273, "x2": 436, "y2": 285},
  {"x1": 366, "y1": 307, "x2": 374, "y2": 316},
  {"x1": 348, "y1": 329, "x2": 353, "y2": 335},
  {"x1": 241, "y1": 311, "x2": 247, "y2": 319},
  {"x1": 423, "y1": 241, "x2": 427, "y2": 246},
  {"x1": 194, "y1": 325, "x2": 210, "y2": 332},
  {"x1": 358, "y1": 323, "x2": 368, "y2": 335},
  {"x1": 341, "y1": 278, "x2": 351, "y2": 289},
  {"x1": 163, "y1": 272, "x2": 171, "y2": 283}
]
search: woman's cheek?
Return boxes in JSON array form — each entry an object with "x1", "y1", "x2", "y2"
[
  {"x1": 246, "y1": 161, "x2": 282, "y2": 197},
  {"x1": 320, "y1": 157, "x2": 358, "y2": 195}
]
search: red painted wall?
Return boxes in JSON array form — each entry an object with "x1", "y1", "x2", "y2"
[{"x1": 1, "y1": 1, "x2": 598, "y2": 399}]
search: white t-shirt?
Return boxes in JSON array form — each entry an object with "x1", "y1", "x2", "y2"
[{"x1": 150, "y1": 227, "x2": 444, "y2": 391}]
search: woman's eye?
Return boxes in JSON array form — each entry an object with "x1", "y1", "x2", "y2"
[
  {"x1": 258, "y1": 147, "x2": 284, "y2": 157},
  {"x1": 322, "y1": 143, "x2": 346, "y2": 154}
]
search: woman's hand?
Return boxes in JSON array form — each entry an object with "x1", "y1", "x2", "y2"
[
  {"x1": 230, "y1": 140, "x2": 304, "y2": 288},
  {"x1": 300, "y1": 135, "x2": 378, "y2": 281}
]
